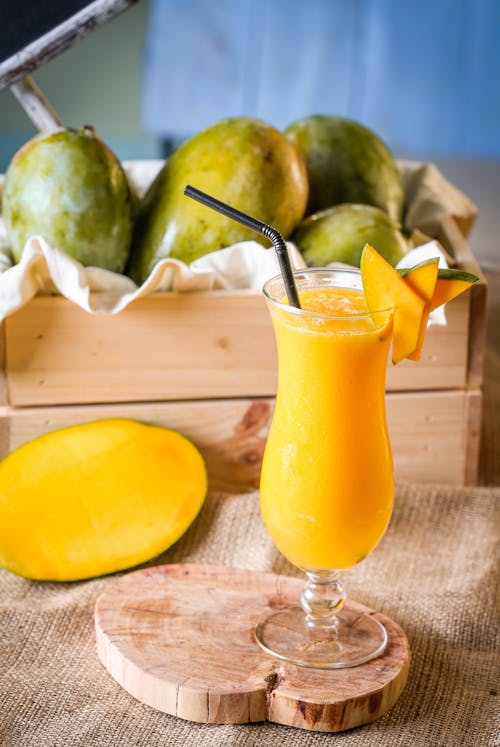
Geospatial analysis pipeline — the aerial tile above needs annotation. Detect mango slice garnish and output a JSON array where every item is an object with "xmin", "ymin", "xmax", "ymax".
[
  {"xmin": 428, "ymin": 268, "xmax": 479, "ymax": 311},
  {"xmin": 399, "ymin": 262, "xmax": 479, "ymax": 358},
  {"xmin": 360, "ymin": 244, "xmax": 426, "ymax": 364},
  {"xmin": 398, "ymin": 258, "xmax": 439, "ymax": 361},
  {"xmin": 398, "ymin": 258, "xmax": 440, "ymax": 298},
  {"xmin": 361, "ymin": 244, "xmax": 479, "ymax": 364},
  {"xmin": 399, "ymin": 263, "xmax": 479, "ymax": 312}
]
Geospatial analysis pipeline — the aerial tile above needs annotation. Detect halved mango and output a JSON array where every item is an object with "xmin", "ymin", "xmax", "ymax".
[
  {"xmin": 429, "ymin": 268, "xmax": 479, "ymax": 311},
  {"xmin": 398, "ymin": 258, "xmax": 440, "ymax": 361},
  {"xmin": 360, "ymin": 244, "xmax": 426, "ymax": 364},
  {"xmin": 0, "ymin": 419, "xmax": 207, "ymax": 581}
]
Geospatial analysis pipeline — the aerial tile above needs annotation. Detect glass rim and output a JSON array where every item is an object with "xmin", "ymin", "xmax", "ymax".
[{"xmin": 262, "ymin": 267, "xmax": 393, "ymax": 321}]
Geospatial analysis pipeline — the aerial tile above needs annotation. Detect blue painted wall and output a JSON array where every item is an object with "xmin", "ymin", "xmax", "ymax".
[
  {"xmin": 0, "ymin": 0, "xmax": 498, "ymax": 174},
  {"xmin": 142, "ymin": 0, "xmax": 500, "ymax": 158}
]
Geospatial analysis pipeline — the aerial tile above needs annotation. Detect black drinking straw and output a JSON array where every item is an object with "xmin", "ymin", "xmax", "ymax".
[{"xmin": 184, "ymin": 184, "xmax": 301, "ymax": 308}]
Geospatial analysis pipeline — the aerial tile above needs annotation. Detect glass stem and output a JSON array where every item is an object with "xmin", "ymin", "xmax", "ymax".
[{"xmin": 300, "ymin": 570, "xmax": 346, "ymax": 630}]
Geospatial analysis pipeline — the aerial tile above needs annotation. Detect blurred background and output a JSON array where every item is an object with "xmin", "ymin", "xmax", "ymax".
[{"xmin": 0, "ymin": 0, "xmax": 498, "ymax": 268}]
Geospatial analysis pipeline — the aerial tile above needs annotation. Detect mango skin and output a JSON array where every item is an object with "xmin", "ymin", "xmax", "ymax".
[
  {"xmin": 3, "ymin": 127, "xmax": 134, "ymax": 272},
  {"xmin": 127, "ymin": 117, "xmax": 308, "ymax": 284},
  {"xmin": 292, "ymin": 203, "xmax": 408, "ymax": 268},
  {"xmin": 285, "ymin": 115, "xmax": 405, "ymax": 222}
]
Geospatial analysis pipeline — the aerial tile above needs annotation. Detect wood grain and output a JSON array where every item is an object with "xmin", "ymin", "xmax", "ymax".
[
  {"xmin": 0, "ymin": 320, "xmax": 7, "ymax": 411},
  {"xmin": 436, "ymin": 215, "xmax": 488, "ymax": 388},
  {"xmin": 95, "ymin": 564, "xmax": 410, "ymax": 732},
  {"xmin": 2, "ymin": 289, "xmax": 475, "ymax": 407},
  {"xmin": 10, "ymin": 76, "xmax": 63, "ymax": 132},
  {"xmin": 0, "ymin": 389, "xmax": 481, "ymax": 488}
]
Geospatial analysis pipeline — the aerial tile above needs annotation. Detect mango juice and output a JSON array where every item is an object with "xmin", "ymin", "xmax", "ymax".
[{"xmin": 260, "ymin": 282, "xmax": 394, "ymax": 571}]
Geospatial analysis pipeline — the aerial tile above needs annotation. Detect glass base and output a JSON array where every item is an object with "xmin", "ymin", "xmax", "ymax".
[{"xmin": 255, "ymin": 604, "xmax": 387, "ymax": 669}]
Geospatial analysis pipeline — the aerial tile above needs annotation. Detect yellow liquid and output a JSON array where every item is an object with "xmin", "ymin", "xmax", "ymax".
[{"xmin": 260, "ymin": 286, "xmax": 394, "ymax": 570}]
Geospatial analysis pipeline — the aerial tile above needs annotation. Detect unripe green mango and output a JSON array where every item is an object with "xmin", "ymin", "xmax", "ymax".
[
  {"xmin": 292, "ymin": 203, "xmax": 408, "ymax": 268},
  {"xmin": 285, "ymin": 115, "xmax": 405, "ymax": 222},
  {"xmin": 127, "ymin": 117, "xmax": 309, "ymax": 284},
  {"xmin": 2, "ymin": 126, "xmax": 134, "ymax": 272}
]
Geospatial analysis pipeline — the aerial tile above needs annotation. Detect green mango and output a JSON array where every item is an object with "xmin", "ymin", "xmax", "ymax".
[
  {"xmin": 127, "ymin": 117, "xmax": 308, "ymax": 284},
  {"xmin": 292, "ymin": 203, "xmax": 408, "ymax": 268},
  {"xmin": 284, "ymin": 115, "xmax": 405, "ymax": 222},
  {"xmin": 2, "ymin": 126, "xmax": 134, "ymax": 272}
]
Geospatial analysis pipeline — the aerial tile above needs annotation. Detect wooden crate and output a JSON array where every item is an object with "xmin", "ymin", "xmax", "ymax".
[{"xmin": 0, "ymin": 216, "xmax": 487, "ymax": 487}]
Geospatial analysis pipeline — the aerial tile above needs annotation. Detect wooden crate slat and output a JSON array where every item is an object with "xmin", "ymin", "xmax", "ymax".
[
  {"xmin": 436, "ymin": 215, "xmax": 488, "ymax": 388},
  {"xmin": 3, "ymin": 289, "xmax": 471, "ymax": 407},
  {"xmin": 0, "ymin": 389, "xmax": 480, "ymax": 488}
]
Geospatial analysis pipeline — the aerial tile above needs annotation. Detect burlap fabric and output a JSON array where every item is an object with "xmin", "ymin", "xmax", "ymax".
[{"xmin": 0, "ymin": 478, "xmax": 498, "ymax": 747}]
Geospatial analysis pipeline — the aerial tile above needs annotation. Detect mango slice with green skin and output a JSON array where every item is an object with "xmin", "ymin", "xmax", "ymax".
[
  {"xmin": 0, "ymin": 419, "xmax": 207, "ymax": 581},
  {"xmin": 292, "ymin": 202, "xmax": 408, "ymax": 268},
  {"xmin": 127, "ymin": 117, "xmax": 309, "ymax": 284},
  {"xmin": 399, "ymin": 264, "xmax": 479, "ymax": 310},
  {"xmin": 284, "ymin": 114, "xmax": 405, "ymax": 222},
  {"xmin": 428, "ymin": 268, "xmax": 479, "ymax": 311},
  {"xmin": 2, "ymin": 126, "xmax": 135, "ymax": 272},
  {"xmin": 360, "ymin": 244, "xmax": 426, "ymax": 364},
  {"xmin": 398, "ymin": 258, "xmax": 440, "ymax": 298},
  {"xmin": 397, "ymin": 258, "xmax": 440, "ymax": 361}
]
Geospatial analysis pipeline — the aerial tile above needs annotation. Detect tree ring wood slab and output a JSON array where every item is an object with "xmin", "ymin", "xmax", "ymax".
[{"xmin": 95, "ymin": 563, "xmax": 410, "ymax": 732}]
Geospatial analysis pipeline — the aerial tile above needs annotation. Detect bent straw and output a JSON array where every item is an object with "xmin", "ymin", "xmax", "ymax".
[{"xmin": 184, "ymin": 184, "xmax": 301, "ymax": 308}]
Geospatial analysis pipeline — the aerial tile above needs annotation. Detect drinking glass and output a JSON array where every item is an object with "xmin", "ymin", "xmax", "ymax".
[{"xmin": 256, "ymin": 268, "xmax": 394, "ymax": 669}]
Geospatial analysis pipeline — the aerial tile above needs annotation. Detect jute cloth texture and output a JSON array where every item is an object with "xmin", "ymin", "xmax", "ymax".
[{"xmin": 0, "ymin": 480, "xmax": 498, "ymax": 747}]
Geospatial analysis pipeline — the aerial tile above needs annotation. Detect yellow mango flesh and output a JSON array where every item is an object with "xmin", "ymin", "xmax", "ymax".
[
  {"xmin": 360, "ymin": 244, "xmax": 426, "ymax": 363},
  {"xmin": 400, "ymin": 258, "xmax": 440, "ymax": 301},
  {"xmin": 0, "ymin": 419, "xmax": 207, "ymax": 581},
  {"xmin": 400, "ymin": 259, "xmax": 440, "ymax": 361},
  {"xmin": 430, "ymin": 276, "xmax": 477, "ymax": 311}
]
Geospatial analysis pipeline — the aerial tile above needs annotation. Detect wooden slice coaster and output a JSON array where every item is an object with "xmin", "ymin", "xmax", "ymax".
[{"xmin": 95, "ymin": 563, "xmax": 410, "ymax": 732}]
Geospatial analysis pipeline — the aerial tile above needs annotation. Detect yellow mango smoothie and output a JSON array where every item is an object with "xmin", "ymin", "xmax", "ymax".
[
  {"xmin": 260, "ymin": 274, "xmax": 394, "ymax": 572},
  {"xmin": 183, "ymin": 187, "xmax": 475, "ymax": 671}
]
